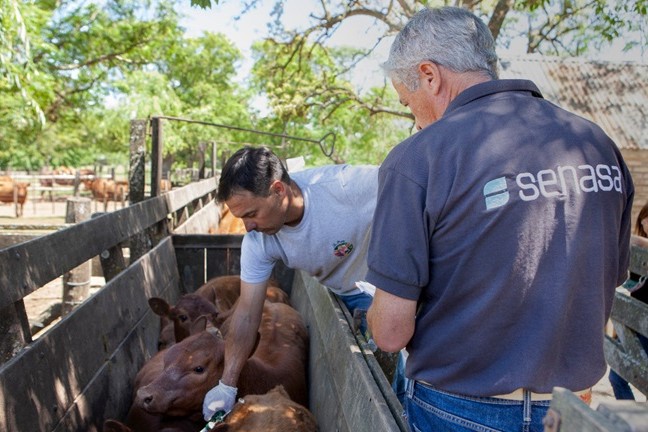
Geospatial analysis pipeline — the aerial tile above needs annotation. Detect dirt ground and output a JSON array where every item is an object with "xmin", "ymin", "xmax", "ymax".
[{"xmin": 3, "ymin": 200, "xmax": 646, "ymax": 410}]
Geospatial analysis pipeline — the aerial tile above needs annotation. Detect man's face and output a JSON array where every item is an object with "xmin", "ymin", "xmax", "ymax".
[
  {"xmin": 225, "ymin": 185, "xmax": 287, "ymax": 235},
  {"xmin": 392, "ymin": 79, "xmax": 438, "ymax": 130}
]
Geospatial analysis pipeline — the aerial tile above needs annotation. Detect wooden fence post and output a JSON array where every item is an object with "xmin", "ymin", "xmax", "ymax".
[
  {"xmin": 0, "ymin": 300, "xmax": 31, "ymax": 363},
  {"xmin": 90, "ymin": 212, "xmax": 127, "ymax": 283},
  {"xmin": 62, "ymin": 197, "xmax": 92, "ymax": 315},
  {"xmin": 129, "ymin": 119, "xmax": 148, "ymax": 262},
  {"xmin": 150, "ymin": 117, "xmax": 163, "ymax": 198}
]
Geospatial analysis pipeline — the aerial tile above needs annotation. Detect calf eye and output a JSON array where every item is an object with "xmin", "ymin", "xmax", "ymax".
[
  {"xmin": 194, "ymin": 366, "xmax": 205, "ymax": 373},
  {"xmin": 179, "ymin": 314, "xmax": 188, "ymax": 322}
]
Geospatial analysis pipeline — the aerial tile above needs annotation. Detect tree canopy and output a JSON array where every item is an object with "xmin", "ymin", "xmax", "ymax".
[
  {"xmin": 1, "ymin": 0, "xmax": 645, "ymax": 170},
  {"xmin": 236, "ymin": 0, "xmax": 647, "ymax": 164}
]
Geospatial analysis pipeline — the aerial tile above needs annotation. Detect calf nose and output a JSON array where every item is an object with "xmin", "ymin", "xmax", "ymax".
[{"xmin": 136, "ymin": 388, "xmax": 155, "ymax": 408}]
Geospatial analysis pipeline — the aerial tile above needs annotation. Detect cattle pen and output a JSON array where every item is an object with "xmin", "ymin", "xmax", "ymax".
[
  {"xmin": 0, "ymin": 177, "xmax": 409, "ymax": 431},
  {"xmin": 2, "ymin": 175, "xmax": 647, "ymax": 431}
]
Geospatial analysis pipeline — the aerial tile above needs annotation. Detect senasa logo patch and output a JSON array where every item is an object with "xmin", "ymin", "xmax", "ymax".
[
  {"xmin": 483, "ymin": 177, "xmax": 509, "ymax": 210},
  {"xmin": 483, "ymin": 164, "xmax": 623, "ymax": 210}
]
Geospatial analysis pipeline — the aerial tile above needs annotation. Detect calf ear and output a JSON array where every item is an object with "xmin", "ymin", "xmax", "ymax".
[
  {"xmin": 148, "ymin": 298, "xmax": 171, "ymax": 316},
  {"xmin": 103, "ymin": 419, "xmax": 133, "ymax": 432}
]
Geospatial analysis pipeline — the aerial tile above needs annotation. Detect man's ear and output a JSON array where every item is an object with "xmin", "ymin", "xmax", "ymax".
[
  {"xmin": 419, "ymin": 61, "xmax": 441, "ymax": 95},
  {"xmin": 269, "ymin": 180, "xmax": 286, "ymax": 196}
]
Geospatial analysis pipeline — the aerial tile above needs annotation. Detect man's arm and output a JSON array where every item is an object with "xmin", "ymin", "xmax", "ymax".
[
  {"xmin": 220, "ymin": 280, "xmax": 267, "ymax": 386},
  {"xmin": 630, "ymin": 234, "xmax": 648, "ymax": 248},
  {"xmin": 367, "ymin": 288, "xmax": 417, "ymax": 352},
  {"xmin": 203, "ymin": 279, "xmax": 267, "ymax": 419}
]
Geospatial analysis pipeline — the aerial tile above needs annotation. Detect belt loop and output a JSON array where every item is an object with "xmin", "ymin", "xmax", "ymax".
[
  {"xmin": 407, "ymin": 379, "xmax": 414, "ymax": 398},
  {"xmin": 523, "ymin": 390, "xmax": 532, "ymax": 427}
]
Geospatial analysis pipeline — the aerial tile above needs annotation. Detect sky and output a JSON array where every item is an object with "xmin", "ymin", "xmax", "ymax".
[
  {"xmin": 178, "ymin": 0, "xmax": 646, "ymax": 89},
  {"xmin": 174, "ymin": 1, "xmax": 646, "ymax": 122},
  {"xmin": 178, "ymin": 0, "xmax": 395, "ymax": 90}
]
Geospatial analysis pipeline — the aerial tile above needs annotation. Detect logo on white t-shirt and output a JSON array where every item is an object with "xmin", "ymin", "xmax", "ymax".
[{"xmin": 333, "ymin": 240, "xmax": 354, "ymax": 257}]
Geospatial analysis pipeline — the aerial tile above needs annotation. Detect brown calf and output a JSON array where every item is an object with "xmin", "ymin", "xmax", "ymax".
[
  {"xmin": 136, "ymin": 301, "xmax": 309, "ymax": 418},
  {"xmin": 216, "ymin": 203, "xmax": 246, "ymax": 234},
  {"xmin": 0, "ymin": 176, "xmax": 29, "ymax": 217},
  {"xmin": 211, "ymin": 385, "xmax": 317, "ymax": 432},
  {"xmin": 150, "ymin": 275, "xmax": 290, "ymax": 350}
]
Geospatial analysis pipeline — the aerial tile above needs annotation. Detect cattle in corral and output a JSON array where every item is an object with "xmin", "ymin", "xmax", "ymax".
[
  {"xmin": 211, "ymin": 385, "xmax": 317, "ymax": 432},
  {"xmin": 102, "ymin": 346, "xmax": 203, "ymax": 432},
  {"xmin": 135, "ymin": 301, "xmax": 309, "ymax": 420},
  {"xmin": 152, "ymin": 275, "xmax": 290, "ymax": 350},
  {"xmin": 104, "ymin": 385, "xmax": 317, "ymax": 432},
  {"xmin": 149, "ymin": 293, "xmax": 220, "ymax": 350},
  {"xmin": 84, "ymin": 178, "xmax": 129, "ymax": 201},
  {"xmin": 160, "ymin": 179, "xmax": 172, "ymax": 193},
  {"xmin": 195, "ymin": 275, "xmax": 289, "ymax": 312},
  {"xmin": 216, "ymin": 203, "xmax": 246, "ymax": 234},
  {"xmin": 39, "ymin": 166, "xmax": 75, "ymax": 188},
  {"xmin": 0, "ymin": 176, "xmax": 29, "ymax": 217}
]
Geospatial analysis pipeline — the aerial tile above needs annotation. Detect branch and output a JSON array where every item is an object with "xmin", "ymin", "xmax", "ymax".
[{"xmin": 488, "ymin": 0, "xmax": 514, "ymax": 41}]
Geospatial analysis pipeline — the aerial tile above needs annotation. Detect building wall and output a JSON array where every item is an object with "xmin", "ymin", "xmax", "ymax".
[{"xmin": 621, "ymin": 149, "xmax": 648, "ymax": 225}]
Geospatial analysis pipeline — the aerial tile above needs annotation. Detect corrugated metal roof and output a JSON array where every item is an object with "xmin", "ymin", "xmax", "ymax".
[{"xmin": 498, "ymin": 55, "xmax": 648, "ymax": 150}]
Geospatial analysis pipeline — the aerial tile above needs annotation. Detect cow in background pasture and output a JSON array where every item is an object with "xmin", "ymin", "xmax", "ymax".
[
  {"xmin": 160, "ymin": 179, "xmax": 172, "ymax": 193},
  {"xmin": 84, "ymin": 178, "xmax": 129, "ymax": 201},
  {"xmin": 39, "ymin": 166, "xmax": 75, "ymax": 188},
  {"xmin": 0, "ymin": 176, "xmax": 30, "ymax": 217}
]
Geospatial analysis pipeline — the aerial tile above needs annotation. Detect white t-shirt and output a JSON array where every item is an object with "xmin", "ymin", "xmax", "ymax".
[{"xmin": 240, "ymin": 164, "xmax": 378, "ymax": 296}]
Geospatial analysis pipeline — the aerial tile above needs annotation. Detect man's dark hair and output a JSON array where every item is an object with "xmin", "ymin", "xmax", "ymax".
[{"xmin": 217, "ymin": 146, "xmax": 291, "ymax": 202}]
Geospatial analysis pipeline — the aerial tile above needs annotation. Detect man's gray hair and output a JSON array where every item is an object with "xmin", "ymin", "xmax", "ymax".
[{"xmin": 382, "ymin": 6, "xmax": 499, "ymax": 90}]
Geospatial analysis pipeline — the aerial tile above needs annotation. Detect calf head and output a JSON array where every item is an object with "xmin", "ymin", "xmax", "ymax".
[
  {"xmin": 211, "ymin": 385, "xmax": 317, "ymax": 432},
  {"xmin": 135, "ymin": 318, "xmax": 225, "ymax": 417},
  {"xmin": 149, "ymin": 294, "xmax": 219, "ymax": 346}
]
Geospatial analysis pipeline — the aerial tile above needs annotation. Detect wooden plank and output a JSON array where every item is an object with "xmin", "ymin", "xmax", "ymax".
[
  {"xmin": 629, "ymin": 244, "xmax": 648, "ymax": 277},
  {"xmin": 173, "ymin": 199, "xmax": 220, "ymax": 235},
  {"xmin": 609, "ymin": 289, "xmax": 648, "ymax": 336},
  {"xmin": 546, "ymin": 387, "xmax": 648, "ymax": 431},
  {"xmin": 176, "ymin": 245, "xmax": 206, "ymax": 292},
  {"xmin": 604, "ymin": 334, "xmax": 648, "ymax": 396},
  {"xmin": 0, "ymin": 196, "xmax": 168, "ymax": 308},
  {"xmin": 172, "ymin": 234, "xmax": 244, "ymax": 291},
  {"xmin": 0, "ymin": 238, "xmax": 180, "ymax": 432},
  {"xmin": 604, "ymin": 288, "xmax": 648, "ymax": 396},
  {"xmin": 164, "ymin": 178, "xmax": 217, "ymax": 213},
  {"xmin": 290, "ymin": 270, "xmax": 406, "ymax": 432},
  {"xmin": 206, "ymin": 241, "xmax": 242, "ymax": 279},
  {"xmin": 596, "ymin": 401, "xmax": 648, "ymax": 431}
]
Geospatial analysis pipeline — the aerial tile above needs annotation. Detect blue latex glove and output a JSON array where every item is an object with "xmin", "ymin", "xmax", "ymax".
[{"xmin": 203, "ymin": 380, "xmax": 237, "ymax": 421}]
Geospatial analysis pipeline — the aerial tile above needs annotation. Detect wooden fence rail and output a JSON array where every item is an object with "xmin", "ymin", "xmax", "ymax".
[
  {"xmin": 545, "ymin": 244, "xmax": 648, "ymax": 430},
  {"xmin": 0, "ymin": 178, "xmax": 219, "ymax": 362}
]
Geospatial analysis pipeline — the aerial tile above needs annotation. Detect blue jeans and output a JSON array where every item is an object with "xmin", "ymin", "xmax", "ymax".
[
  {"xmin": 392, "ymin": 349, "xmax": 409, "ymax": 406},
  {"xmin": 405, "ymin": 380, "xmax": 551, "ymax": 432},
  {"xmin": 338, "ymin": 292, "xmax": 373, "ymax": 334}
]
